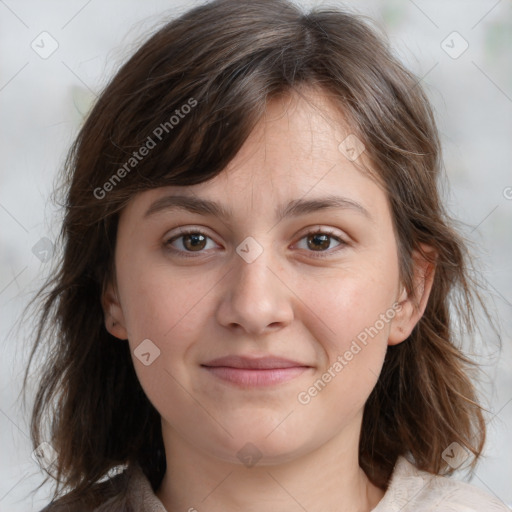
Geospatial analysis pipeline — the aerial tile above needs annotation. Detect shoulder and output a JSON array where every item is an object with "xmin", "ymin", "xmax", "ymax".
[
  {"xmin": 372, "ymin": 456, "xmax": 510, "ymax": 512},
  {"xmin": 39, "ymin": 464, "xmax": 165, "ymax": 512}
]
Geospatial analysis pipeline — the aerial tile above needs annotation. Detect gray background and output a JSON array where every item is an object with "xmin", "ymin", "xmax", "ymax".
[{"xmin": 1, "ymin": 0, "xmax": 511, "ymax": 510}]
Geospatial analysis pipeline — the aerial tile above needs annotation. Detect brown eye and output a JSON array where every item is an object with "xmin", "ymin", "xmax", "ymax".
[
  {"xmin": 295, "ymin": 229, "xmax": 347, "ymax": 258},
  {"xmin": 165, "ymin": 230, "xmax": 217, "ymax": 255},
  {"xmin": 181, "ymin": 233, "xmax": 207, "ymax": 251},
  {"xmin": 306, "ymin": 233, "xmax": 332, "ymax": 251}
]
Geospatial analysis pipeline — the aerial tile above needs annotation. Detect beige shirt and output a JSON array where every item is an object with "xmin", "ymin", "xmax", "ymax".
[{"xmin": 120, "ymin": 456, "xmax": 510, "ymax": 512}]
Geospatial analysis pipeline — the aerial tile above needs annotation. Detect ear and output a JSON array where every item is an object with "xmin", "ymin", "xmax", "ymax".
[
  {"xmin": 388, "ymin": 244, "xmax": 437, "ymax": 346},
  {"xmin": 101, "ymin": 280, "xmax": 128, "ymax": 340}
]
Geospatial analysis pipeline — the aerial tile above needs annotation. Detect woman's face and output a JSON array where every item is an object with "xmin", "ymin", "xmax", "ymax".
[{"xmin": 105, "ymin": 90, "xmax": 422, "ymax": 465}]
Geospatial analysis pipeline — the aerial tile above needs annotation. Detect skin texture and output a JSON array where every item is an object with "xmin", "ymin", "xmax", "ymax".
[{"xmin": 103, "ymin": 89, "xmax": 435, "ymax": 512}]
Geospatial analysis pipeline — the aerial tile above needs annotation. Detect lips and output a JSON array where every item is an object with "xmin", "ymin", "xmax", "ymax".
[
  {"xmin": 202, "ymin": 355, "xmax": 309, "ymax": 369},
  {"xmin": 201, "ymin": 355, "xmax": 312, "ymax": 387}
]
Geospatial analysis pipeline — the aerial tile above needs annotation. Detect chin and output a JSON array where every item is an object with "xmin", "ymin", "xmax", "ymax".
[{"xmin": 206, "ymin": 425, "xmax": 312, "ymax": 466}]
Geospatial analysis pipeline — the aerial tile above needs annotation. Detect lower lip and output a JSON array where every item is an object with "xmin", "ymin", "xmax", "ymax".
[{"xmin": 202, "ymin": 366, "xmax": 309, "ymax": 387}]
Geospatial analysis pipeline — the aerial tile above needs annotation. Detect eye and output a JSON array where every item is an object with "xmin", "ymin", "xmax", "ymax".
[
  {"xmin": 164, "ymin": 227, "xmax": 348, "ymax": 258},
  {"xmin": 164, "ymin": 228, "xmax": 219, "ymax": 256},
  {"xmin": 294, "ymin": 228, "xmax": 347, "ymax": 257}
]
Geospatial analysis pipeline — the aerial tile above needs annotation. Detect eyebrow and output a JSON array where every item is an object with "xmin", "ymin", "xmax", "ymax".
[{"xmin": 144, "ymin": 194, "xmax": 372, "ymax": 222}]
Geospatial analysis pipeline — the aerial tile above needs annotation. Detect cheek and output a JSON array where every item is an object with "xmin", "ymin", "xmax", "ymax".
[
  {"xmin": 302, "ymin": 265, "xmax": 398, "ymax": 352},
  {"xmin": 118, "ymin": 259, "xmax": 201, "ymax": 340},
  {"xmin": 117, "ymin": 262, "xmax": 212, "ymax": 420},
  {"xmin": 117, "ymin": 259, "xmax": 222, "ymax": 395},
  {"xmin": 293, "ymin": 255, "xmax": 399, "ymax": 403},
  {"xmin": 294, "ymin": 280, "xmax": 393, "ymax": 430}
]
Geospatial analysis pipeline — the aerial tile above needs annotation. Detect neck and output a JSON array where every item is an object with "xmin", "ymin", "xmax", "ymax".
[{"xmin": 155, "ymin": 417, "xmax": 385, "ymax": 512}]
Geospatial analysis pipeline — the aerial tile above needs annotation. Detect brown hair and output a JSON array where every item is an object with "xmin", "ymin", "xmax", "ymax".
[{"xmin": 23, "ymin": 0, "xmax": 490, "ymax": 508}]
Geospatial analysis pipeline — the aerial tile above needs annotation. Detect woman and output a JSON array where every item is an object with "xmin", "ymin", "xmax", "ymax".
[{"xmin": 24, "ymin": 0, "xmax": 508, "ymax": 510}]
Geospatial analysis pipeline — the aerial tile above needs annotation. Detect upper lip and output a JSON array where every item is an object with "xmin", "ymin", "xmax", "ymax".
[{"xmin": 202, "ymin": 355, "xmax": 311, "ymax": 369}]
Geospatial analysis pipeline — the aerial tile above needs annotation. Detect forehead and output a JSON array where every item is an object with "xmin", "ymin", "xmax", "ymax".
[
  {"xmin": 224, "ymin": 89, "xmax": 366, "ymax": 175},
  {"xmin": 121, "ymin": 89, "xmax": 388, "ymax": 223}
]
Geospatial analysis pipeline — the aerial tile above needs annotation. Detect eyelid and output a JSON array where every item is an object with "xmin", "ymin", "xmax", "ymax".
[
  {"xmin": 163, "ymin": 226, "xmax": 220, "ymax": 257},
  {"xmin": 295, "ymin": 225, "xmax": 348, "ymax": 242},
  {"xmin": 291, "ymin": 226, "xmax": 348, "ymax": 257},
  {"xmin": 163, "ymin": 225, "xmax": 350, "ymax": 257},
  {"xmin": 164, "ymin": 226, "xmax": 218, "ymax": 242}
]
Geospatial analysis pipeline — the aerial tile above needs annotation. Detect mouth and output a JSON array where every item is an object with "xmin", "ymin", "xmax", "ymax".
[{"xmin": 201, "ymin": 355, "xmax": 312, "ymax": 387}]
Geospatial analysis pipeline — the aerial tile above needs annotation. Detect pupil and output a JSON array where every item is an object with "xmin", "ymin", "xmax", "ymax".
[
  {"xmin": 308, "ymin": 234, "xmax": 329, "ymax": 251},
  {"xmin": 185, "ymin": 233, "xmax": 205, "ymax": 250}
]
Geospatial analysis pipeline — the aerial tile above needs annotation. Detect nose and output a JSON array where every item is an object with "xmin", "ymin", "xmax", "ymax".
[{"xmin": 215, "ymin": 239, "xmax": 294, "ymax": 336}]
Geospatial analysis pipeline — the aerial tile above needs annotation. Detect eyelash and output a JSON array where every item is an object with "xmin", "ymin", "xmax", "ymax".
[{"xmin": 163, "ymin": 227, "xmax": 348, "ymax": 259}]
